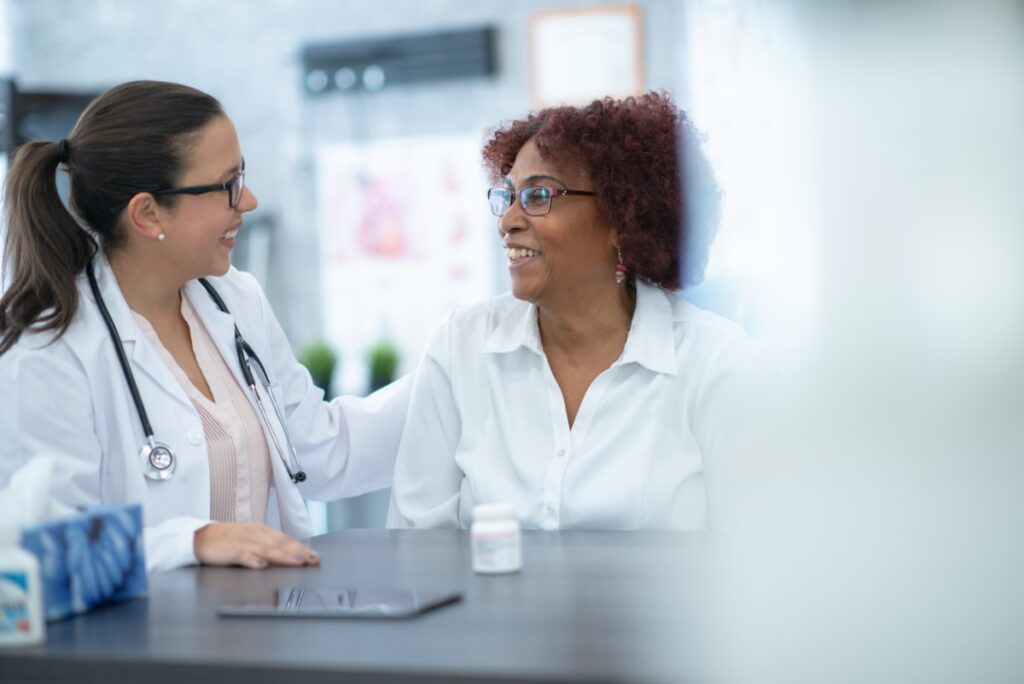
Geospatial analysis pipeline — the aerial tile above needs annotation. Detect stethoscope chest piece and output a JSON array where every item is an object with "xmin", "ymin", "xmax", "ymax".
[{"xmin": 140, "ymin": 438, "xmax": 176, "ymax": 481}]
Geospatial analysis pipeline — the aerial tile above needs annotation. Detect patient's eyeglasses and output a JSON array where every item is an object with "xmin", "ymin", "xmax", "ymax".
[{"xmin": 487, "ymin": 185, "xmax": 595, "ymax": 217}]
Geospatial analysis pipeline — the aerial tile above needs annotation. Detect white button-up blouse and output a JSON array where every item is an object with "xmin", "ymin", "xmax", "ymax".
[{"xmin": 387, "ymin": 280, "xmax": 748, "ymax": 531}]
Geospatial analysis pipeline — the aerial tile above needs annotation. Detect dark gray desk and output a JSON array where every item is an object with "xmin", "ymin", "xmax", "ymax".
[{"xmin": 1, "ymin": 530, "xmax": 711, "ymax": 684}]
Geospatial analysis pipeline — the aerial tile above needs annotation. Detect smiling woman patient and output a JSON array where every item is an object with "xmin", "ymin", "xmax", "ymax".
[
  {"xmin": 0, "ymin": 81, "xmax": 409, "ymax": 571},
  {"xmin": 388, "ymin": 91, "xmax": 746, "ymax": 531}
]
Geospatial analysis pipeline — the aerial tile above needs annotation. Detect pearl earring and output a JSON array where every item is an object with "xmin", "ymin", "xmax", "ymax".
[
  {"xmin": 157, "ymin": 233, "xmax": 166, "ymax": 242},
  {"xmin": 614, "ymin": 248, "xmax": 627, "ymax": 284}
]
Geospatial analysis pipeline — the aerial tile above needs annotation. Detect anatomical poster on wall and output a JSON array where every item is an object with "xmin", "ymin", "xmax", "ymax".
[{"xmin": 316, "ymin": 133, "xmax": 495, "ymax": 394}]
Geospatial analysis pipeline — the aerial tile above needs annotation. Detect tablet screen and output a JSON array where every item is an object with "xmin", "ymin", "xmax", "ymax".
[{"xmin": 218, "ymin": 587, "xmax": 462, "ymax": 619}]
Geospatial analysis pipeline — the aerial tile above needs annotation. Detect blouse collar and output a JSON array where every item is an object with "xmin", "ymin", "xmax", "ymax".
[{"xmin": 483, "ymin": 279, "xmax": 678, "ymax": 376}]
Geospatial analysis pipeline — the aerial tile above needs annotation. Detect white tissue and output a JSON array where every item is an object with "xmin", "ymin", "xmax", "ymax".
[{"xmin": 0, "ymin": 457, "xmax": 77, "ymax": 531}]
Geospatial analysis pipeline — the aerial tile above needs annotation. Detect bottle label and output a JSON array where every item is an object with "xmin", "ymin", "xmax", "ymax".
[
  {"xmin": 472, "ymin": 532, "xmax": 522, "ymax": 572},
  {"xmin": 0, "ymin": 572, "xmax": 32, "ymax": 635}
]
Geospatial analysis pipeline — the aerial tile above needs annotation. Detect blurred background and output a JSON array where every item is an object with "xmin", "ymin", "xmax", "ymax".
[{"xmin": 2, "ymin": 3, "xmax": 1023, "ymax": 678}]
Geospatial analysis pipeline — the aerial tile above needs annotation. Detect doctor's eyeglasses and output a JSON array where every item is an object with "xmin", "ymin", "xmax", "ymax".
[
  {"xmin": 109, "ymin": 160, "xmax": 246, "ymax": 214},
  {"xmin": 487, "ymin": 185, "xmax": 596, "ymax": 217},
  {"xmin": 151, "ymin": 167, "xmax": 245, "ymax": 208}
]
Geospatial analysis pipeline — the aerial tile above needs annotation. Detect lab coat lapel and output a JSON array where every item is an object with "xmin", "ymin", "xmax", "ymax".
[
  {"xmin": 267, "ymin": 442, "xmax": 313, "ymax": 539},
  {"xmin": 181, "ymin": 279, "xmax": 311, "ymax": 538},
  {"xmin": 181, "ymin": 279, "xmax": 249, "ymax": 393}
]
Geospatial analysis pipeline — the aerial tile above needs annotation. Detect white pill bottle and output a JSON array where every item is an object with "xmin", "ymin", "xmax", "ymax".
[
  {"xmin": 0, "ymin": 525, "xmax": 45, "ymax": 646},
  {"xmin": 471, "ymin": 503, "xmax": 522, "ymax": 574}
]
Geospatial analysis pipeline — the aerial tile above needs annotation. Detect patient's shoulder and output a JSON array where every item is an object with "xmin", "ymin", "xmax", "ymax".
[
  {"xmin": 671, "ymin": 295, "xmax": 744, "ymax": 337},
  {"xmin": 445, "ymin": 293, "xmax": 526, "ymax": 333}
]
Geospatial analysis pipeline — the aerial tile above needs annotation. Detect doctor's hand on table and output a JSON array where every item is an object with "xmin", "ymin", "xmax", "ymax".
[{"xmin": 194, "ymin": 523, "xmax": 321, "ymax": 569}]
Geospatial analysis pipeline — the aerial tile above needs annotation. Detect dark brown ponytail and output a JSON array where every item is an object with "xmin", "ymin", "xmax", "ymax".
[
  {"xmin": 0, "ymin": 81, "xmax": 224, "ymax": 355},
  {"xmin": 0, "ymin": 140, "xmax": 96, "ymax": 355}
]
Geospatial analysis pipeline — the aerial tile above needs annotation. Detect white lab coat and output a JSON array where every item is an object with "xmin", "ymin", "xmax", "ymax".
[{"xmin": 0, "ymin": 255, "xmax": 410, "ymax": 571}]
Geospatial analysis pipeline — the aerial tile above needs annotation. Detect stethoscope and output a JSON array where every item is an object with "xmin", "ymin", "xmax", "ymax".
[{"xmin": 86, "ymin": 261, "xmax": 307, "ymax": 484}]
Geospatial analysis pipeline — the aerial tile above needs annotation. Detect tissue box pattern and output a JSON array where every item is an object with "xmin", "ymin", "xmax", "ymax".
[{"xmin": 19, "ymin": 503, "xmax": 147, "ymax": 621}]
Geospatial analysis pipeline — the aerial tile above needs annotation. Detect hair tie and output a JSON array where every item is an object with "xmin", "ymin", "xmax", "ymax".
[{"xmin": 57, "ymin": 138, "xmax": 69, "ymax": 164}]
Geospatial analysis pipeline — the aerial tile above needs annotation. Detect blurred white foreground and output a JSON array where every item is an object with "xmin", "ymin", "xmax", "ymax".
[{"xmin": 671, "ymin": 3, "xmax": 1024, "ymax": 681}]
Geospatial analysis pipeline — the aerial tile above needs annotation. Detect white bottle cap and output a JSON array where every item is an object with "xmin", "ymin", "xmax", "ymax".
[{"xmin": 473, "ymin": 503, "xmax": 517, "ymax": 522}]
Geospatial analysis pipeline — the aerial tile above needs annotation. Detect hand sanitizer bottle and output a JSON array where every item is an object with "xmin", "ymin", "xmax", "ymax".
[{"xmin": 0, "ymin": 525, "xmax": 45, "ymax": 646}]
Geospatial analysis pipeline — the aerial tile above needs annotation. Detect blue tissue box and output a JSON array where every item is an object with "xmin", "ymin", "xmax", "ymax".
[{"xmin": 18, "ymin": 503, "xmax": 147, "ymax": 622}]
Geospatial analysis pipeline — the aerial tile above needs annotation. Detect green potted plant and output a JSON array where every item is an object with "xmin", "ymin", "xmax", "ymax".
[
  {"xmin": 297, "ymin": 339, "xmax": 338, "ymax": 398},
  {"xmin": 366, "ymin": 340, "xmax": 400, "ymax": 393}
]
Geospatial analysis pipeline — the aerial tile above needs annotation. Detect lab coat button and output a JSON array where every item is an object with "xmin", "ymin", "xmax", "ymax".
[
  {"xmin": 188, "ymin": 430, "xmax": 203, "ymax": 445},
  {"xmin": 556, "ymin": 448, "xmax": 566, "ymax": 458}
]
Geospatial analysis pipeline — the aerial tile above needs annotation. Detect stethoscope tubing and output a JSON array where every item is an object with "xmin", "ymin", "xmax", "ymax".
[
  {"xmin": 87, "ymin": 259, "xmax": 306, "ymax": 483},
  {"xmin": 87, "ymin": 261, "xmax": 156, "ymax": 440},
  {"xmin": 198, "ymin": 278, "xmax": 306, "ymax": 482}
]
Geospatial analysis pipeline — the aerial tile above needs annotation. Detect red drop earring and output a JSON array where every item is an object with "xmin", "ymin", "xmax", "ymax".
[{"xmin": 615, "ymin": 248, "xmax": 627, "ymax": 284}]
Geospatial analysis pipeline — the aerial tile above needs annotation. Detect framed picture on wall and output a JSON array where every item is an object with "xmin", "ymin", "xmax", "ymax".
[{"xmin": 529, "ymin": 4, "xmax": 644, "ymax": 108}]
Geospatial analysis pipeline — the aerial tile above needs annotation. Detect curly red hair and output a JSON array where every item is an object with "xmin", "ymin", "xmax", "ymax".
[{"xmin": 482, "ymin": 91, "xmax": 719, "ymax": 289}]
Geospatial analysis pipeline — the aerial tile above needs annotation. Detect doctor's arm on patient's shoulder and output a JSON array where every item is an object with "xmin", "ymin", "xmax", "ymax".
[
  {"xmin": 253, "ymin": 277, "xmax": 412, "ymax": 502},
  {"xmin": 0, "ymin": 340, "xmax": 319, "ymax": 572},
  {"xmin": 386, "ymin": 312, "xmax": 464, "ymax": 529}
]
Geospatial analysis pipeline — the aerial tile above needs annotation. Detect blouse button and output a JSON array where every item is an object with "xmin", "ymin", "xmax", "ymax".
[
  {"xmin": 556, "ymin": 448, "xmax": 566, "ymax": 458},
  {"xmin": 188, "ymin": 430, "xmax": 204, "ymax": 446}
]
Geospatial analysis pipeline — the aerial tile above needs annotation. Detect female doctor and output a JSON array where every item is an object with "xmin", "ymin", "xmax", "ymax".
[{"xmin": 0, "ymin": 81, "xmax": 409, "ymax": 572}]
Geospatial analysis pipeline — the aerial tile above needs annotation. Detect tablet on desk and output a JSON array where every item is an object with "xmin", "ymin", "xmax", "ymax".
[{"xmin": 217, "ymin": 587, "xmax": 462, "ymax": 619}]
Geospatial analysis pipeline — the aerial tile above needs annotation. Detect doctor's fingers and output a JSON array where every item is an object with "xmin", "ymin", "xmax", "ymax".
[
  {"xmin": 241, "ymin": 524, "xmax": 317, "ymax": 557},
  {"xmin": 235, "ymin": 525, "xmax": 320, "ymax": 566},
  {"xmin": 193, "ymin": 523, "xmax": 319, "ymax": 568},
  {"xmin": 242, "ymin": 541, "xmax": 321, "ymax": 569}
]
